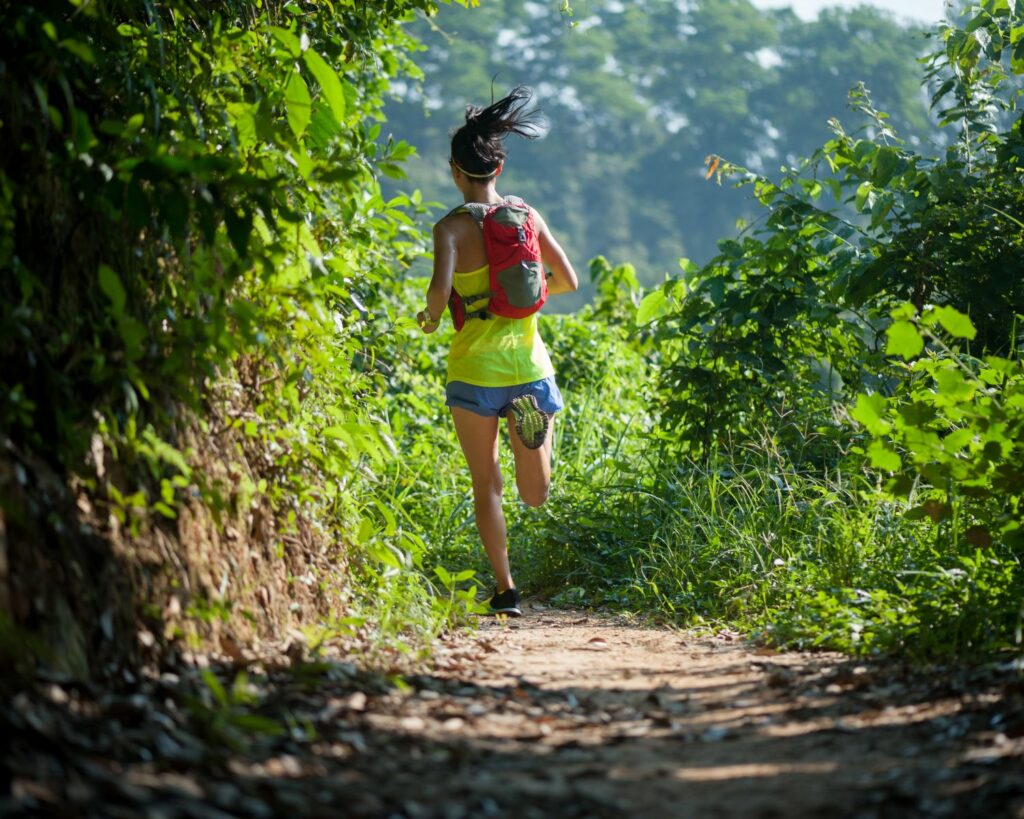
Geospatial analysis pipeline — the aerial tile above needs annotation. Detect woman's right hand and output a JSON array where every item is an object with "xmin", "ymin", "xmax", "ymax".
[{"xmin": 417, "ymin": 309, "xmax": 440, "ymax": 334}]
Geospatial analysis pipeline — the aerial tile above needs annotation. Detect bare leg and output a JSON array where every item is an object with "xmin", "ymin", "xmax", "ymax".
[
  {"xmin": 507, "ymin": 414, "xmax": 555, "ymax": 507},
  {"xmin": 451, "ymin": 407, "xmax": 514, "ymax": 592}
]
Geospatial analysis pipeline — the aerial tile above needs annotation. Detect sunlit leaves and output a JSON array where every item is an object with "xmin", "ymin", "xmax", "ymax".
[
  {"xmin": 636, "ymin": 288, "xmax": 668, "ymax": 326},
  {"xmin": 852, "ymin": 299, "xmax": 1024, "ymax": 561},
  {"xmin": 284, "ymin": 70, "xmax": 312, "ymax": 138},
  {"xmin": 885, "ymin": 321, "xmax": 923, "ymax": 360},
  {"xmin": 269, "ymin": 26, "xmax": 302, "ymax": 56},
  {"xmin": 851, "ymin": 393, "xmax": 890, "ymax": 435},
  {"xmin": 867, "ymin": 439, "xmax": 901, "ymax": 471},
  {"xmin": 303, "ymin": 49, "xmax": 347, "ymax": 123},
  {"xmin": 933, "ymin": 306, "xmax": 977, "ymax": 340}
]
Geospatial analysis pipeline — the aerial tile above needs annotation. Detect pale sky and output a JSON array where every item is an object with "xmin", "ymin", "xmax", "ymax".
[{"xmin": 752, "ymin": 0, "xmax": 953, "ymax": 24}]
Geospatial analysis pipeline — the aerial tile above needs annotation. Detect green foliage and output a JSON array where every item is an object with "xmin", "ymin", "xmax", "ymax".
[
  {"xmin": 424, "ymin": 0, "xmax": 1024, "ymax": 662},
  {"xmin": 188, "ymin": 669, "xmax": 286, "ymax": 754},
  {"xmin": 645, "ymin": 0, "xmax": 1024, "ymax": 460},
  {"xmin": 383, "ymin": 0, "xmax": 935, "ymax": 300},
  {"xmin": 853, "ymin": 304, "xmax": 1024, "ymax": 552},
  {"xmin": 4, "ymin": 0, "xmax": 1022, "ymax": 672},
  {"xmin": 0, "ymin": 0, "xmax": 483, "ymax": 660}
]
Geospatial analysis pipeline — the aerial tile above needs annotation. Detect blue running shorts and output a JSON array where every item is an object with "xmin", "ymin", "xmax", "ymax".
[{"xmin": 445, "ymin": 375, "xmax": 564, "ymax": 418}]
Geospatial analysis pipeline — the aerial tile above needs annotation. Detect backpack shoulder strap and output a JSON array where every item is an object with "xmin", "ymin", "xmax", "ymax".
[{"xmin": 445, "ymin": 202, "xmax": 491, "ymax": 229}]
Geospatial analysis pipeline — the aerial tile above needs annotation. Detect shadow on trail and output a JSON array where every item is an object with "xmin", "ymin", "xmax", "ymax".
[{"xmin": 3, "ymin": 650, "xmax": 1023, "ymax": 819}]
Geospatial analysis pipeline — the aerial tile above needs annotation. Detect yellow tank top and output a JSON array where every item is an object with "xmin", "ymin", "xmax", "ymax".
[{"xmin": 447, "ymin": 264, "xmax": 555, "ymax": 387}]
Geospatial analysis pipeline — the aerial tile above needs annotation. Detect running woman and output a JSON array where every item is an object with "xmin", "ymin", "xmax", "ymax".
[{"xmin": 417, "ymin": 86, "xmax": 579, "ymax": 617}]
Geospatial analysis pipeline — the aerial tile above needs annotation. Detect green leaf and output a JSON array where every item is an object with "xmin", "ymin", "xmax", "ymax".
[
  {"xmin": 230, "ymin": 714, "xmax": 285, "ymax": 736},
  {"xmin": 934, "ymin": 368, "xmax": 976, "ymax": 401},
  {"xmin": 854, "ymin": 181, "xmax": 874, "ymax": 212},
  {"xmin": 636, "ymin": 289, "xmax": 668, "ymax": 325},
  {"xmin": 119, "ymin": 317, "xmax": 147, "ymax": 361},
  {"xmin": 302, "ymin": 50, "xmax": 347, "ymax": 123},
  {"xmin": 871, "ymin": 147, "xmax": 899, "ymax": 187},
  {"xmin": 943, "ymin": 427, "xmax": 974, "ymax": 454},
  {"xmin": 285, "ymin": 71, "xmax": 312, "ymax": 139},
  {"xmin": 98, "ymin": 264, "xmax": 126, "ymax": 318},
  {"xmin": 934, "ymin": 306, "xmax": 977, "ymax": 340},
  {"xmin": 228, "ymin": 103, "xmax": 258, "ymax": 150},
  {"xmin": 372, "ymin": 497, "xmax": 397, "ymax": 537},
  {"xmin": 202, "ymin": 669, "xmax": 229, "ymax": 707},
  {"xmin": 59, "ymin": 38, "xmax": 95, "ymax": 64},
  {"xmin": 886, "ymin": 321, "xmax": 924, "ymax": 360},
  {"xmin": 356, "ymin": 516, "xmax": 375, "ymax": 545},
  {"xmin": 867, "ymin": 440, "xmax": 901, "ymax": 472},
  {"xmin": 851, "ymin": 393, "xmax": 891, "ymax": 435},
  {"xmin": 269, "ymin": 26, "xmax": 301, "ymax": 56}
]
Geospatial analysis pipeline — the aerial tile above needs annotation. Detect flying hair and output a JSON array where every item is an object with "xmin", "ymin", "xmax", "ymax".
[{"xmin": 450, "ymin": 85, "xmax": 543, "ymax": 179}]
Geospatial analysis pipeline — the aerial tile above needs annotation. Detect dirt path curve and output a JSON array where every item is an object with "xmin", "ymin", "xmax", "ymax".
[{"xmin": 4, "ymin": 607, "xmax": 1024, "ymax": 818}]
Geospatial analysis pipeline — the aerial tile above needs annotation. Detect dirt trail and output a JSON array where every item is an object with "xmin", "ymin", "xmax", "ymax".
[{"xmin": 4, "ymin": 607, "xmax": 1024, "ymax": 818}]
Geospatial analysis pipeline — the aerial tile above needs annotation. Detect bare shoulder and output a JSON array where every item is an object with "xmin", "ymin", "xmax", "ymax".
[{"xmin": 434, "ymin": 210, "xmax": 475, "ymax": 237}]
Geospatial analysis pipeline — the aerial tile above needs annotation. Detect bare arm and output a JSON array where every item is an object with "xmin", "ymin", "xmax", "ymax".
[
  {"xmin": 535, "ymin": 211, "xmax": 579, "ymax": 296},
  {"xmin": 418, "ymin": 220, "xmax": 456, "ymax": 333}
]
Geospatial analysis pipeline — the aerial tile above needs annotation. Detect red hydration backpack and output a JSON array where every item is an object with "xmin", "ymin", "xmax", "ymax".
[{"xmin": 446, "ymin": 196, "xmax": 548, "ymax": 331}]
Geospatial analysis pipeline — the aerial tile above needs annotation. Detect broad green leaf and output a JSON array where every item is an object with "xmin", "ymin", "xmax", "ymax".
[
  {"xmin": 934, "ymin": 306, "xmax": 977, "ymax": 340},
  {"xmin": 636, "ymin": 289, "xmax": 668, "ymax": 325},
  {"xmin": 369, "ymin": 544, "xmax": 402, "ymax": 569},
  {"xmin": 227, "ymin": 103, "xmax": 258, "ymax": 149},
  {"xmin": 872, "ymin": 147, "xmax": 899, "ymax": 187},
  {"xmin": 678, "ymin": 257, "xmax": 699, "ymax": 275},
  {"xmin": 98, "ymin": 264, "xmax": 126, "ymax": 318},
  {"xmin": 356, "ymin": 516, "xmax": 375, "ymax": 545},
  {"xmin": 943, "ymin": 427, "xmax": 974, "ymax": 454},
  {"xmin": 934, "ymin": 368, "xmax": 976, "ymax": 401},
  {"xmin": 269, "ymin": 26, "xmax": 301, "ymax": 56},
  {"xmin": 704, "ymin": 277, "xmax": 726, "ymax": 307},
  {"xmin": 851, "ymin": 393, "xmax": 891, "ymax": 435},
  {"xmin": 303, "ymin": 50, "xmax": 347, "ymax": 123},
  {"xmin": 285, "ymin": 71, "xmax": 312, "ymax": 138},
  {"xmin": 867, "ymin": 440, "xmax": 901, "ymax": 471},
  {"xmin": 886, "ymin": 321, "xmax": 924, "ymax": 360},
  {"xmin": 854, "ymin": 181, "xmax": 874, "ymax": 211}
]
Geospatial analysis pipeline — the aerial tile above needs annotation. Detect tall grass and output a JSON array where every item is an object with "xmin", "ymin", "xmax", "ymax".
[{"xmin": 381, "ymin": 287, "xmax": 1022, "ymax": 662}]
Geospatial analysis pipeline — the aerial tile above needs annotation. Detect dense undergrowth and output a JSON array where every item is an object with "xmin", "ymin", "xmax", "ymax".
[
  {"xmin": 395, "ymin": 0, "xmax": 1024, "ymax": 662},
  {"xmin": 0, "ymin": 0, "xmax": 482, "ymax": 680}
]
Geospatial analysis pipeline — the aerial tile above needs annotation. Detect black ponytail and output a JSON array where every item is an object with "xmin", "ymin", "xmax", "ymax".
[{"xmin": 450, "ymin": 85, "xmax": 543, "ymax": 178}]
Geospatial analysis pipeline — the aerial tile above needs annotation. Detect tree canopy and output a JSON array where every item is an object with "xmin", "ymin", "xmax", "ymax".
[{"xmin": 385, "ymin": 0, "xmax": 938, "ymax": 302}]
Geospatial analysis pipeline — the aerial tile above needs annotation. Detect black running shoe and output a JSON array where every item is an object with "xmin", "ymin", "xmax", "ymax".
[
  {"xmin": 487, "ymin": 587, "xmax": 522, "ymax": 617},
  {"xmin": 509, "ymin": 394, "xmax": 551, "ymax": 450}
]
